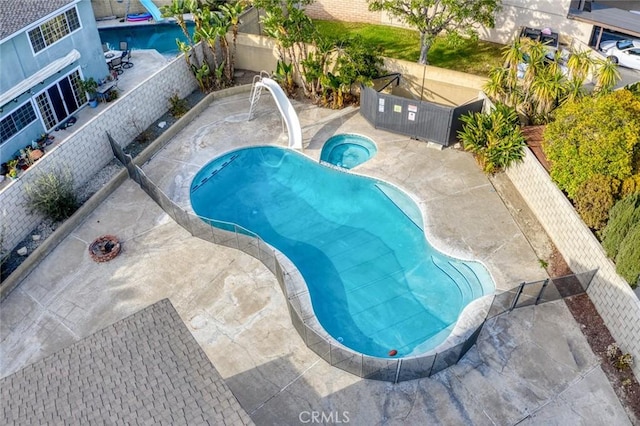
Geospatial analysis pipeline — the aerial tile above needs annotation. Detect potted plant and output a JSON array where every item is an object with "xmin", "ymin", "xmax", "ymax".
[
  {"xmin": 80, "ymin": 77, "xmax": 99, "ymax": 107},
  {"xmin": 6, "ymin": 159, "xmax": 19, "ymax": 179}
]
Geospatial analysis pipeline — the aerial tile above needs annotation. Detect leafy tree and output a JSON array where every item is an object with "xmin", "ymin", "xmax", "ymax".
[
  {"xmin": 458, "ymin": 103, "xmax": 526, "ymax": 173},
  {"xmin": 367, "ymin": 0, "xmax": 500, "ymax": 65},
  {"xmin": 543, "ymin": 89, "xmax": 640, "ymax": 199},
  {"xmin": 255, "ymin": 0, "xmax": 316, "ymax": 95}
]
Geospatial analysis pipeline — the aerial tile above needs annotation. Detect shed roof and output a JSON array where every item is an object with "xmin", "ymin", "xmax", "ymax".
[{"xmin": 0, "ymin": 0, "xmax": 77, "ymax": 41}]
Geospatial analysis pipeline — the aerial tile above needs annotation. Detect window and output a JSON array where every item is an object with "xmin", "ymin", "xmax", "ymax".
[
  {"xmin": 28, "ymin": 7, "xmax": 81, "ymax": 53},
  {"xmin": 0, "ymin": 102, "xmax": 37, "ymax": 144}
]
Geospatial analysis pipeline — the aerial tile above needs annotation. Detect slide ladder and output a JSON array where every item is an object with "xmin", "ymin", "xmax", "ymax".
[
  {"xmin": 248, "ymin": 72, "xmax": 303, "ymax": 151},
  {"xmin": 139, "ymin": 0, "xmax": 164, "ymax": 22}
]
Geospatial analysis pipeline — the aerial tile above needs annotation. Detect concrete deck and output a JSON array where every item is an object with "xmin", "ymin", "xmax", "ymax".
[{"xmin": 0, "ymin": 92, "xmax": 631, "ymax": 424}]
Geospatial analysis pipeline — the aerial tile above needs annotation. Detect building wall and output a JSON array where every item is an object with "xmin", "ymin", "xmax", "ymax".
[
  {"xmin": 91, "ymin": 0, "xmax": 174, "ymax": 19},
  {"xmin": 506, "ymin": 148, "xmax": 640, "ymax": 380},
  {"xmin": 0, "ymin": 0, "xmax": 109, "ymax": 164},
  {"xmin": 305, "ymin": 0, "xmax": 381, "ymax": 24},
  {"xmin": 304, "ymin": 0, "xmax": 595, "ymax": 46},
  {"xmin": 481, "ymin": 0, "xmax": 593, "ymax": 45},
  {"xmin": 0, "ymin": 55, "xmax": 197, "ymax": 251}
]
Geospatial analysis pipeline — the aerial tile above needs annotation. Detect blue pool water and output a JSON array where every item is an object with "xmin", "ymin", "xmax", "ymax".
[
  {"xmin": 320, "ymin": 134, "xmax": 377, "ymax": 169},
  {"xmin": 190, "ymin": 146, "xmax": 494, "ymax": 358},
  {"xmin": 99, "ymin": 22, "xmax": 195, "ymax": 56}
]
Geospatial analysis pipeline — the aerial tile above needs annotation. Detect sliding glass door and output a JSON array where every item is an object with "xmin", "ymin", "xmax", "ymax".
[{"xmin": 35, "ymin": 69, "xmax": 85, "ymax": 130}]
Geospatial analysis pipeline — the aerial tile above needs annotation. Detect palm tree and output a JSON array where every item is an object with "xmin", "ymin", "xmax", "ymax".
[
  {"xmin": 530, "ymin": 70, "xmax": 565, "ymax": 121},
  {"xmin": 563, "ymin": 77, "xmax": 586, "ymax": 104},
  {"xmin": 484, "ymin": 67, "xmax": 509, "ymax": 104},
  {"xmin": 566, "ymin": 48, "xmax": 593, "ymax": 84},
  {"xmin": 220, "ymin": 2, "xmax": 246, "ymax": 82},
  {"xmin": 593, "ymin": 58, "xmax": 620, "ymax": 94},
  {"xmin": 502, "ymin": 37, "xmax": 524, "ymax": 82}
]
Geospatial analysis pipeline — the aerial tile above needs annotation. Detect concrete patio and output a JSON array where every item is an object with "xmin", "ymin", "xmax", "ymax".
[{"xmin": 0, "ymin": 91, "xmax": 631, "ymax": 424}]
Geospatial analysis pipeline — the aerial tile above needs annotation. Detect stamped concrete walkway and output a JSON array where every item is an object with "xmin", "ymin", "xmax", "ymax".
[{"xmin": 0, "ymin": 92, "xmax": 631, "ymax": 425}]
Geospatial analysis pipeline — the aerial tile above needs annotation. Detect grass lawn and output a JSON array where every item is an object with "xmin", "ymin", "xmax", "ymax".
[{"xmin": 313, "ymin": 20, "xmax": 504, "ymax": 76}]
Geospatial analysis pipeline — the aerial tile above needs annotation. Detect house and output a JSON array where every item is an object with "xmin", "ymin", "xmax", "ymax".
[{"xmin": 0, "ymin": 0, "xmax": 108, "ymax": 165}]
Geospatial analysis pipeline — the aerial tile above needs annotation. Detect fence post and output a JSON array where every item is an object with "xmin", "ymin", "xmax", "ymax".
[
  {"xmin": 535, "ymin": 279, "xmax": 550, "ymax": 305},
  {"xmin": 510, "ymin": 282, "xmax": 526, "ymax": 311}
]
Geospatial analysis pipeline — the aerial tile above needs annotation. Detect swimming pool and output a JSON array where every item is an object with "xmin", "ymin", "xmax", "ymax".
[
  {"xmin": 320, "ymin": 134, "xmax": 377, "ymax": 169},
  {"xmin": 190, "ymin": 146, "xmax": 494, "ymax": 358},
  {"xmin": 99, "ymin": 22, "xmax": 195, "ymax": 56}
]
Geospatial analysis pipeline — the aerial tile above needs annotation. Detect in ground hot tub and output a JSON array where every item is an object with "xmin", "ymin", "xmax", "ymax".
[{"xmin": 320, "ymin": 133, "xmax": 377, "ymax": 169}]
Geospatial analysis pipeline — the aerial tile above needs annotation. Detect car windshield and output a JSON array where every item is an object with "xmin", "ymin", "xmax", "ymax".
[{"xmin": 618, "ymin": 40, "xmax": 634, "ymax": 49}]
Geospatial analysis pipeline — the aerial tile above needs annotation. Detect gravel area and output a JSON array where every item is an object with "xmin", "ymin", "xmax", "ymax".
[
  {"xmin": 1, "ymin": 72, "xmax": 257, "ymax": 282},
  {"xmin": 0, "ymin": 160, "xmax": 123, "ymax": 281}
]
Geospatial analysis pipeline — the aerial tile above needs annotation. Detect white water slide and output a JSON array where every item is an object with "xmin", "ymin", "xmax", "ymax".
[
  {"xmin": 139, "ymin": 0, "xmax": 164, "ymax": 22},
  {"xmin": 253, "ymin": 77, "xmax": 303, "ymax": 150}
]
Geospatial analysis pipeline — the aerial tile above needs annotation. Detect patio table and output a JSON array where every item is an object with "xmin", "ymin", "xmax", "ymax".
[
  {"xmin": 96, "ymin": 81, "xmax": 117, "ymax": 102},
  {"xmin": 104, "ymin": 50, "xmax": 123, "ymax": 66}
]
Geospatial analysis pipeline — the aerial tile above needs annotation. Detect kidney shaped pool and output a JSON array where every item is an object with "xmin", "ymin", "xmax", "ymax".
[{"xmin": 190, "ymin": 146, "xmax": 494, "ymax": 358}]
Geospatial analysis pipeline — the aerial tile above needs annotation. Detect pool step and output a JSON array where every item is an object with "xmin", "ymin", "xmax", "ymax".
[
  {"xmin": 451, "ymin": 262, "xmax": 485, "ymax": 299},
  {"xmin": 430, "ymin": 256, "xmax": 473, "ymax": 302}
]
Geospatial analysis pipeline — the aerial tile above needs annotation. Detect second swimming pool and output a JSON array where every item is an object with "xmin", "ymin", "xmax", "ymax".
[
  {"xmin": 190, "ymin": 146, "xmax": 494, "ymax": 358},
  {"xmin": 99, "ymin": 22, "xmax": 194, "ymax": 56}
]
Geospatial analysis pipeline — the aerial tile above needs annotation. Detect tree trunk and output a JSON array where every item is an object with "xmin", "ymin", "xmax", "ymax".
[{"xmin": 419, "ymin": 32, "xmax": 431, "ymax": 65}]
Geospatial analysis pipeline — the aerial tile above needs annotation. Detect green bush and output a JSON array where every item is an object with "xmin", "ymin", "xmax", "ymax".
[
  {"xmin": 616, "ymin": 223, "xmax": 640, "ymax": 288},
  {"xmin": 542, "ymin": 89, "xmax": 640, "ymax": 199},
  {"xmin": 622, "ymin": 175, "xmax": 640, "ymax": 197},
  {"xmin": 602, "ymin": 193, "xmax": 640, "ymax": 258},
  {"xmin": 25, "ymin": 168, "xmax": 78, "ymax": 222},
  {"xmin": 574, "ymin": 175, "xmax": 619, "ymax": 231},
  {"xmin": 458, "ymin": 103, "xmax": 526, "ymax": 174}
]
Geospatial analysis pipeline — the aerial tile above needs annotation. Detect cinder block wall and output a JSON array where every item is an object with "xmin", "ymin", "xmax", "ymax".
[
  {"xmin": 91, "ymin": 0, "xmax": 174, "ymax": 19},
  {"xmin": 305, "ymin": 0, "xmax": 380, "ymax": 24},
  {"xmin": 1, "ymin": 55, "xmax": 197, "ymax": 252},
  {"xmin": 506, "ymin": 148, "xmax": 640, "ymax": 380}
]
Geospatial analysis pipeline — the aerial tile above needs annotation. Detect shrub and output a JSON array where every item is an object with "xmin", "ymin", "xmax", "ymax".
[
  {"xmin": 602, "ymin": 193, "xmax": 640, "ymax": 259},
  {"xmin": 616, "ymin": 222, "xmax": 640, "ymax": 288},
  {"xmin": 458, "ymin": 103, "xmax": 526, "ymax": 174},
  {"xmin": 574, "ymin": 175, "xmax": 619, "ymax": 231},
  {"xmin": 25, "ymin": 168, "xmax": 77, "ymax": 222},
  {"xmin": 168, "ymin": 92, "xmax": 188, "ymax": 118},
  {"xmin": 621, "ymin": 175, "xmax": 640, "ymax": 197},
  {"xmin": 543, "ymin": 89, "xmax": 640, "ymax": 199}
]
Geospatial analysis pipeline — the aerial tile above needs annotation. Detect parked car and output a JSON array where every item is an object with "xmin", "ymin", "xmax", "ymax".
[{"xmin": 600, "ymin": 39, "xmax": 640, "ymax": 71}]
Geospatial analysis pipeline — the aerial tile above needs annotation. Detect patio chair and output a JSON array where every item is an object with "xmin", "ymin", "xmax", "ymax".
[
  {"xmin": 119, "ymin": 41, "xmax": 133, "ymax": 69},
  {"xmin": 109, "ymin": 56, "xmax": 124, "ymax": 75}
]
